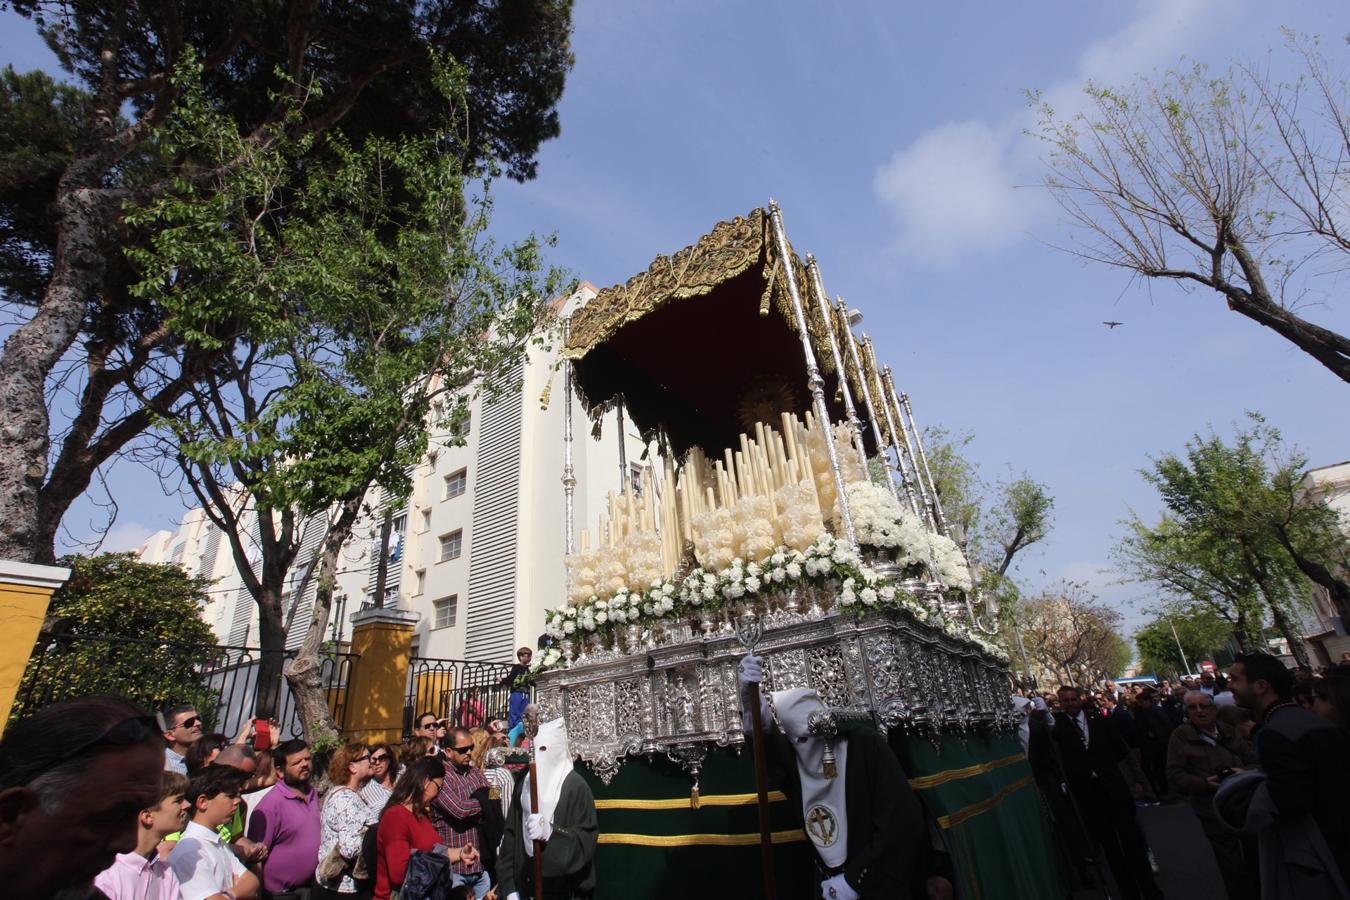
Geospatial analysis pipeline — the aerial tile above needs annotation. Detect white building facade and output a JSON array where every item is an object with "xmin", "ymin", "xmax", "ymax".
[{"xmin": 138, "ymin": 285, "xmax": 650, "ymax": 662}]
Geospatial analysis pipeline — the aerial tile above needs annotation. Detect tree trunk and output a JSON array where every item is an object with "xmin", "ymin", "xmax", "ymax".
[
  {"xmin": 1275, "ymin": 527, "xmax": 1350, "ymax": 626},
  {"xmin": 0, "ymin": 186, "xmax": 109, "ymax": 563},
  {"xmin": 255, "ymin": 593, "xmax": 288, "ymax": 720},
  {"xmin": 1266, "ymin": 601, "xmax": 1312, "ymax": 668},
  {"xmin": 285, "ymin": 498, "xmax": 362, "ymax": 742}
]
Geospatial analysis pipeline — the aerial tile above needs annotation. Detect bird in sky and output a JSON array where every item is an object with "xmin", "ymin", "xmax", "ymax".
[{"xmin": 1103, "ymin": 321, "xmax": 1123, "ymax": 329}]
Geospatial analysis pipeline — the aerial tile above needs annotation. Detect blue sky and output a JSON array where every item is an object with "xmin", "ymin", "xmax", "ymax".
[{"xmin": 4, "ymin": 1, "xmax": 1349, "ymax": 640}]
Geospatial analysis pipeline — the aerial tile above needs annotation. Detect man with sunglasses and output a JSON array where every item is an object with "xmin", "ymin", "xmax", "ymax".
[
  {"xmin": 163, "ymin": 704, "xmax": 205, "ymax": 774},
  {"xmin": 433, "ymin": 726, "xmax": 491, "ymax": 899},
  {"xmin": 0, "ymin": 695, "xmax": 166, "ymax": 900}
]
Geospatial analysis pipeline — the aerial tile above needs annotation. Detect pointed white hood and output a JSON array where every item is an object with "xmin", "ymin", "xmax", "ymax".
[
  {"xmin": 522, "ymin": 716, "xmax": 574, "ymax": 857},
  {"xmin": 771, "ymin": 688, "xmax": 848, "ymax": 867}
]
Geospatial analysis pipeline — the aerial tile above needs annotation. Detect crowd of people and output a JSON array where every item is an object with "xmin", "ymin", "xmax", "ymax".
[
  {"xmin": 0, "ymin": 646, "xmax": 596, "ymax": 900},
  {"xmin": 5, "ymin": 644, "xmax": 1350, "ymax": 900},
  {"xmin": 1016, "ymin": 652, "xmax": 1350, "ymax": 900}
]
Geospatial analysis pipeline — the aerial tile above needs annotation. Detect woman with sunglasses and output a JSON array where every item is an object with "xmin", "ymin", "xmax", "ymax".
[
  {"xmin": 317, "ymin": 741, "xmax": 378, "ymax": 899},
  {"xmin": 360, "ymin": 743, "xmax": 399, "ymax": 812},
  {"xmin": 375, "ymin": 757, "xmax": 478, "ymax": 900}
]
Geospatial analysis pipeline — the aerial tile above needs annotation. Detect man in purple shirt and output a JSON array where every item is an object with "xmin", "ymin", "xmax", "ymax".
[{"xmin": 246, "ymin": 739, "xmax": 321, "ymax": 898}]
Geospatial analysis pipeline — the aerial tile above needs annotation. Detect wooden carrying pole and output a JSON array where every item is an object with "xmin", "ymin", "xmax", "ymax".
[
  {"xmin": 748, "ymin": 679, "xmax": 776, "ymax": 900},
  {"xmin": 525, "ymin": 704, "xmax": 545, "ymax": 898}
]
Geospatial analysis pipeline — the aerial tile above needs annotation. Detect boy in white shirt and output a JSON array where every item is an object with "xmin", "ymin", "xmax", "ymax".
[
  {"xmin": 93, "ymin": 771, "xmax": 191, "ymax": 899},
  {"xmin": 169, "ymin": 766, "xmax": 260, "ymax": 900}
]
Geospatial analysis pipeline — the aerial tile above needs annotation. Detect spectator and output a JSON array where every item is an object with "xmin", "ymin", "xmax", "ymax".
[
  {"xmin": 217, "ymin": 743, "xmax": 270, "ymax": 866},
  {"xmin": 186, "ymin": 732, "xmax": 232, "ymax": 774},
  {"xmin": 1165, "ymin": 690, "xmax": 1258, "ymax": 900},
  {"xmin": 402, "ymin": 735, "xmax": 436, "ymax": 764},
  {"xmin": 317, "ymin": 741, "xmax": 378, "ymax": 899},
  {"xmin": 412, "ymin": 712, "xmax": 442, "ymax": 751},
  {"xmin": 1198, "ymin": 672, "xmax": 1216, "ymax": 696},
  {"xmin": 248, "ymin": 738, "xmax": 321, "ymax": 898},
  {"xmin": 360, "ymin": 743, "xmax": 399, "ymax": 811},
  {"xmin": 1132, "ymin": 689, "xmax": 1175, "ymax": 800},
  {"xmin": 1050, "ymin": 686, "xmax": 1163, "ymax": 900},
  {"xmin": 162, "ymin": 703, "xmax": 204, "ymax": 774},
  {"xmin": 375, "ymin": 757, "xmax": 478, "ymax": 900},
  {"xmin": 1220, "ymin": 652, "xmax": 1350, "ymax": 894},
  {"xmin": 169, "ymin": 765, "xmax": 260, "ymax": 900},
  {"xmin": 501, "ymin": 647, "xmax": 533, "ymax": 729},
  {"xmin": 455, "ymin": 688, "xmax": 485, "ymax": 729},
  {"xmin": 0, "ymin": 695, "xmax": 165, "ymax": 900},
  {"xmin": 94, "ymin": 770, "xmax": 190, "ymax": 900},
  {"xmin": 434, "ymin": 726, "xmax": 491, "ymax": 899},
  {"xmin": 1312, "ymin": 671, "xmax": 1350, "ymax": 727}
]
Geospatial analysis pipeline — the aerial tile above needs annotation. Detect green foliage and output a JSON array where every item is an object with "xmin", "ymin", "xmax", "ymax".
[
  {"xmin": 0, "ymin": 66, "xmax": 94, "ymax": 303},
  {"xmin": 128, "ymin": 53, "xmax": 567, "ymax": 519},
  {"xmin": 11, "ymin": 553, "xmax": 221, "ymax": 726},
  {"xmin": 1116, "ymin": 414, "xmax": 1343, "ymax": 661},
  {"xmin": 1134, "ymin": 607, "xmax": 1233, "ymax": 678}
]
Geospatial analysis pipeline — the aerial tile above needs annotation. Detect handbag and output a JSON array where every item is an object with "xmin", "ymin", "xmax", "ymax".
[{"xmin": 399, "ymin": 844, "xmax": 452, "ymax": 900}]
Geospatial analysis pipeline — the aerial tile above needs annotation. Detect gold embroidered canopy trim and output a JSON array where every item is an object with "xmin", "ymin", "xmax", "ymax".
[{"xmin": 563, "ymin": 208, "xmax": 871, "ymax": 394}]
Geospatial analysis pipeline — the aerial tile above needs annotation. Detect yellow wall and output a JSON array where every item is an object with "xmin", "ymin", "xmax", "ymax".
[
  {"xmin": 0, "ymin": 567, "xmax": 69, "ymax": 734},
  {"xmin": 343, "ymin": 610, "xmax": 418, "ymax": 745}
]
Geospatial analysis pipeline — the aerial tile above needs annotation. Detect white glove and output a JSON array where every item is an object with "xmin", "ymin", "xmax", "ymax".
[
  {"xmin": 525, "ymin": 813, "xmax": 552, "ymax": 843},
  {"xmin": 738, "ymin": 655, "xmax": 773, "ymax": 734},
  {"xmin": 507, "ymin": 894, "xmax": 521, "ymax": 900},
  {"xmin": 821, "ymin": 873, "xmax": 859, "ymax": 900}
]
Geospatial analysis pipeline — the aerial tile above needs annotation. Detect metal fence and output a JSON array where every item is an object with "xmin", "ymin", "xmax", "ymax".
[
  {"xmin": 14, "ymin": 633, "xmax": 357, "ymax": 739},
  {"xmin": 405, "ymin": 656, "xmax": 519, "ymax": 736}
]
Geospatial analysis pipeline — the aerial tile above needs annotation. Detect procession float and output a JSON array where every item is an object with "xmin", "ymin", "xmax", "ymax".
[{"xmin": 531, "ymin": 203, "xmax": 1062, "ymax": 898}]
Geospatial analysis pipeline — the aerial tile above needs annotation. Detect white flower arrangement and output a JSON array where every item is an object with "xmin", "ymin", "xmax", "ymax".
[{"xmin": 539, "ymin": 531, "xmax": 1006, "ymax": 677}]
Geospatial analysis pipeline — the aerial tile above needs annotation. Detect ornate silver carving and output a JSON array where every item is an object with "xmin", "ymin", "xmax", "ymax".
[{"xmin": 537, "ymin": 590, "xmax": 1014, "ymax": 780}]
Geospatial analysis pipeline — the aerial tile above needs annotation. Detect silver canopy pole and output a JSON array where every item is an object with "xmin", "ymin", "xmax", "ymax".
[
  {"xmin": 767, "ymin": 201, "xmax": 857, "ymax": 551},
  {"xmin": 838, "ymin": 298, "xmax": 902, "ymax": 508},
  {"xmin": 899, "ymin": 389, "xmax": 950, "ymax": 538},
  {"xmin": 562, "ymin": 318, "xmax": 577, "ymax": 558},
  {"xmin": 807, "ymin": 256, "xmax": 869, "ymax": 475},
  {"xmin": 883, "ymin": 365, "xmax": 938, "ymax": 532},
  {"xmin": 616, "ymin": 399, "xmax": 630, "ymax": 496},
  {"xmin": 863, "ymin": 336, "xmax": 922, "ymax": 519}
]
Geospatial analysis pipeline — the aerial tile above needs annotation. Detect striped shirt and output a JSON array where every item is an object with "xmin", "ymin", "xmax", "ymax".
[{"xmin": 431, "ymin": 761, "xmax": 488, "ymax": 874}]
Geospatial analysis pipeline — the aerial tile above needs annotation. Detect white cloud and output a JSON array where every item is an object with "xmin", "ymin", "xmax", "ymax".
[
  {"xmin": 99, "ymin": 521, "xmax": 156, "ymax": 554},
  {"xmin": 873, "ymin": 121, "xmax": 1031, "ymax": 265},
  {"xmin": 874, "ymin": 0, "xmax": 1211, "ymax": 266}
]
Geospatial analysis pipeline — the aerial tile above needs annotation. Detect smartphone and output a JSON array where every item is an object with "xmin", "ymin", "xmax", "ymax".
[{"xmin": 253, "ymin": 718, "xmax": 271, "ymax": 751}]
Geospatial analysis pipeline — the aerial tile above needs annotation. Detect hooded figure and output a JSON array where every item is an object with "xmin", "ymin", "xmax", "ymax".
[
  {"xmin": 496, "ymin": 717, "xmax": 598, "ymax": 900},
  {"xmin": 739, "ymin": 658, "xmax": 933, "ymax": 899}
]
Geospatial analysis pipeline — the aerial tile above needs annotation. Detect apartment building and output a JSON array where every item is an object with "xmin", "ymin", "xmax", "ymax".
[{"xmin": 138, "ymin": 285, "xmax": 650, "ymax": 662}]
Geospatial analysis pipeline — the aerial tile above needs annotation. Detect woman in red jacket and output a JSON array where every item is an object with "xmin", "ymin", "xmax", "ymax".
[{"xmin": 375, "ymin": 756, "xmax": 478, "ymax": 899}]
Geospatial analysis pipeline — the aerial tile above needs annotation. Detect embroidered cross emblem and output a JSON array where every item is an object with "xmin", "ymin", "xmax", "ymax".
[{"xmin": 806, "ymin": 804, "xmax": 838, "ymax": 847}]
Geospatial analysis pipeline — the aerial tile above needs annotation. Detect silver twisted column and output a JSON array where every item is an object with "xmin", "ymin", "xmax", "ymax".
[
  {"xmin": 900, "ymin": 390, "xmax": 950, "ymax": 538},
  {"xmin": 562, "ymin": 317, "xmax": 577, "ymax": 559},
  {"xmin": 863, "ymin": 336, "xmax": 922, "ymax": 520},
  {"xmin": 838, "ymin": 299, "xmax": 903, "ymax": 508},
  {"xmin": 807, "ymin": 256, "xmax": 869, "ymax": 475},
  {"xmin": 768, "ymin": 201, "xmax": 857, "ymax": 550},
  {"xmin": 880, "ymin": 367, "xmax": 934, "ymax": 534}
]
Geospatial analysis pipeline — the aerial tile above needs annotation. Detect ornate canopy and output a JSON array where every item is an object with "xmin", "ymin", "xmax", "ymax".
[{"xmin": 564, "ymin": 208, "xmax": 887, "ymax": 456}]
